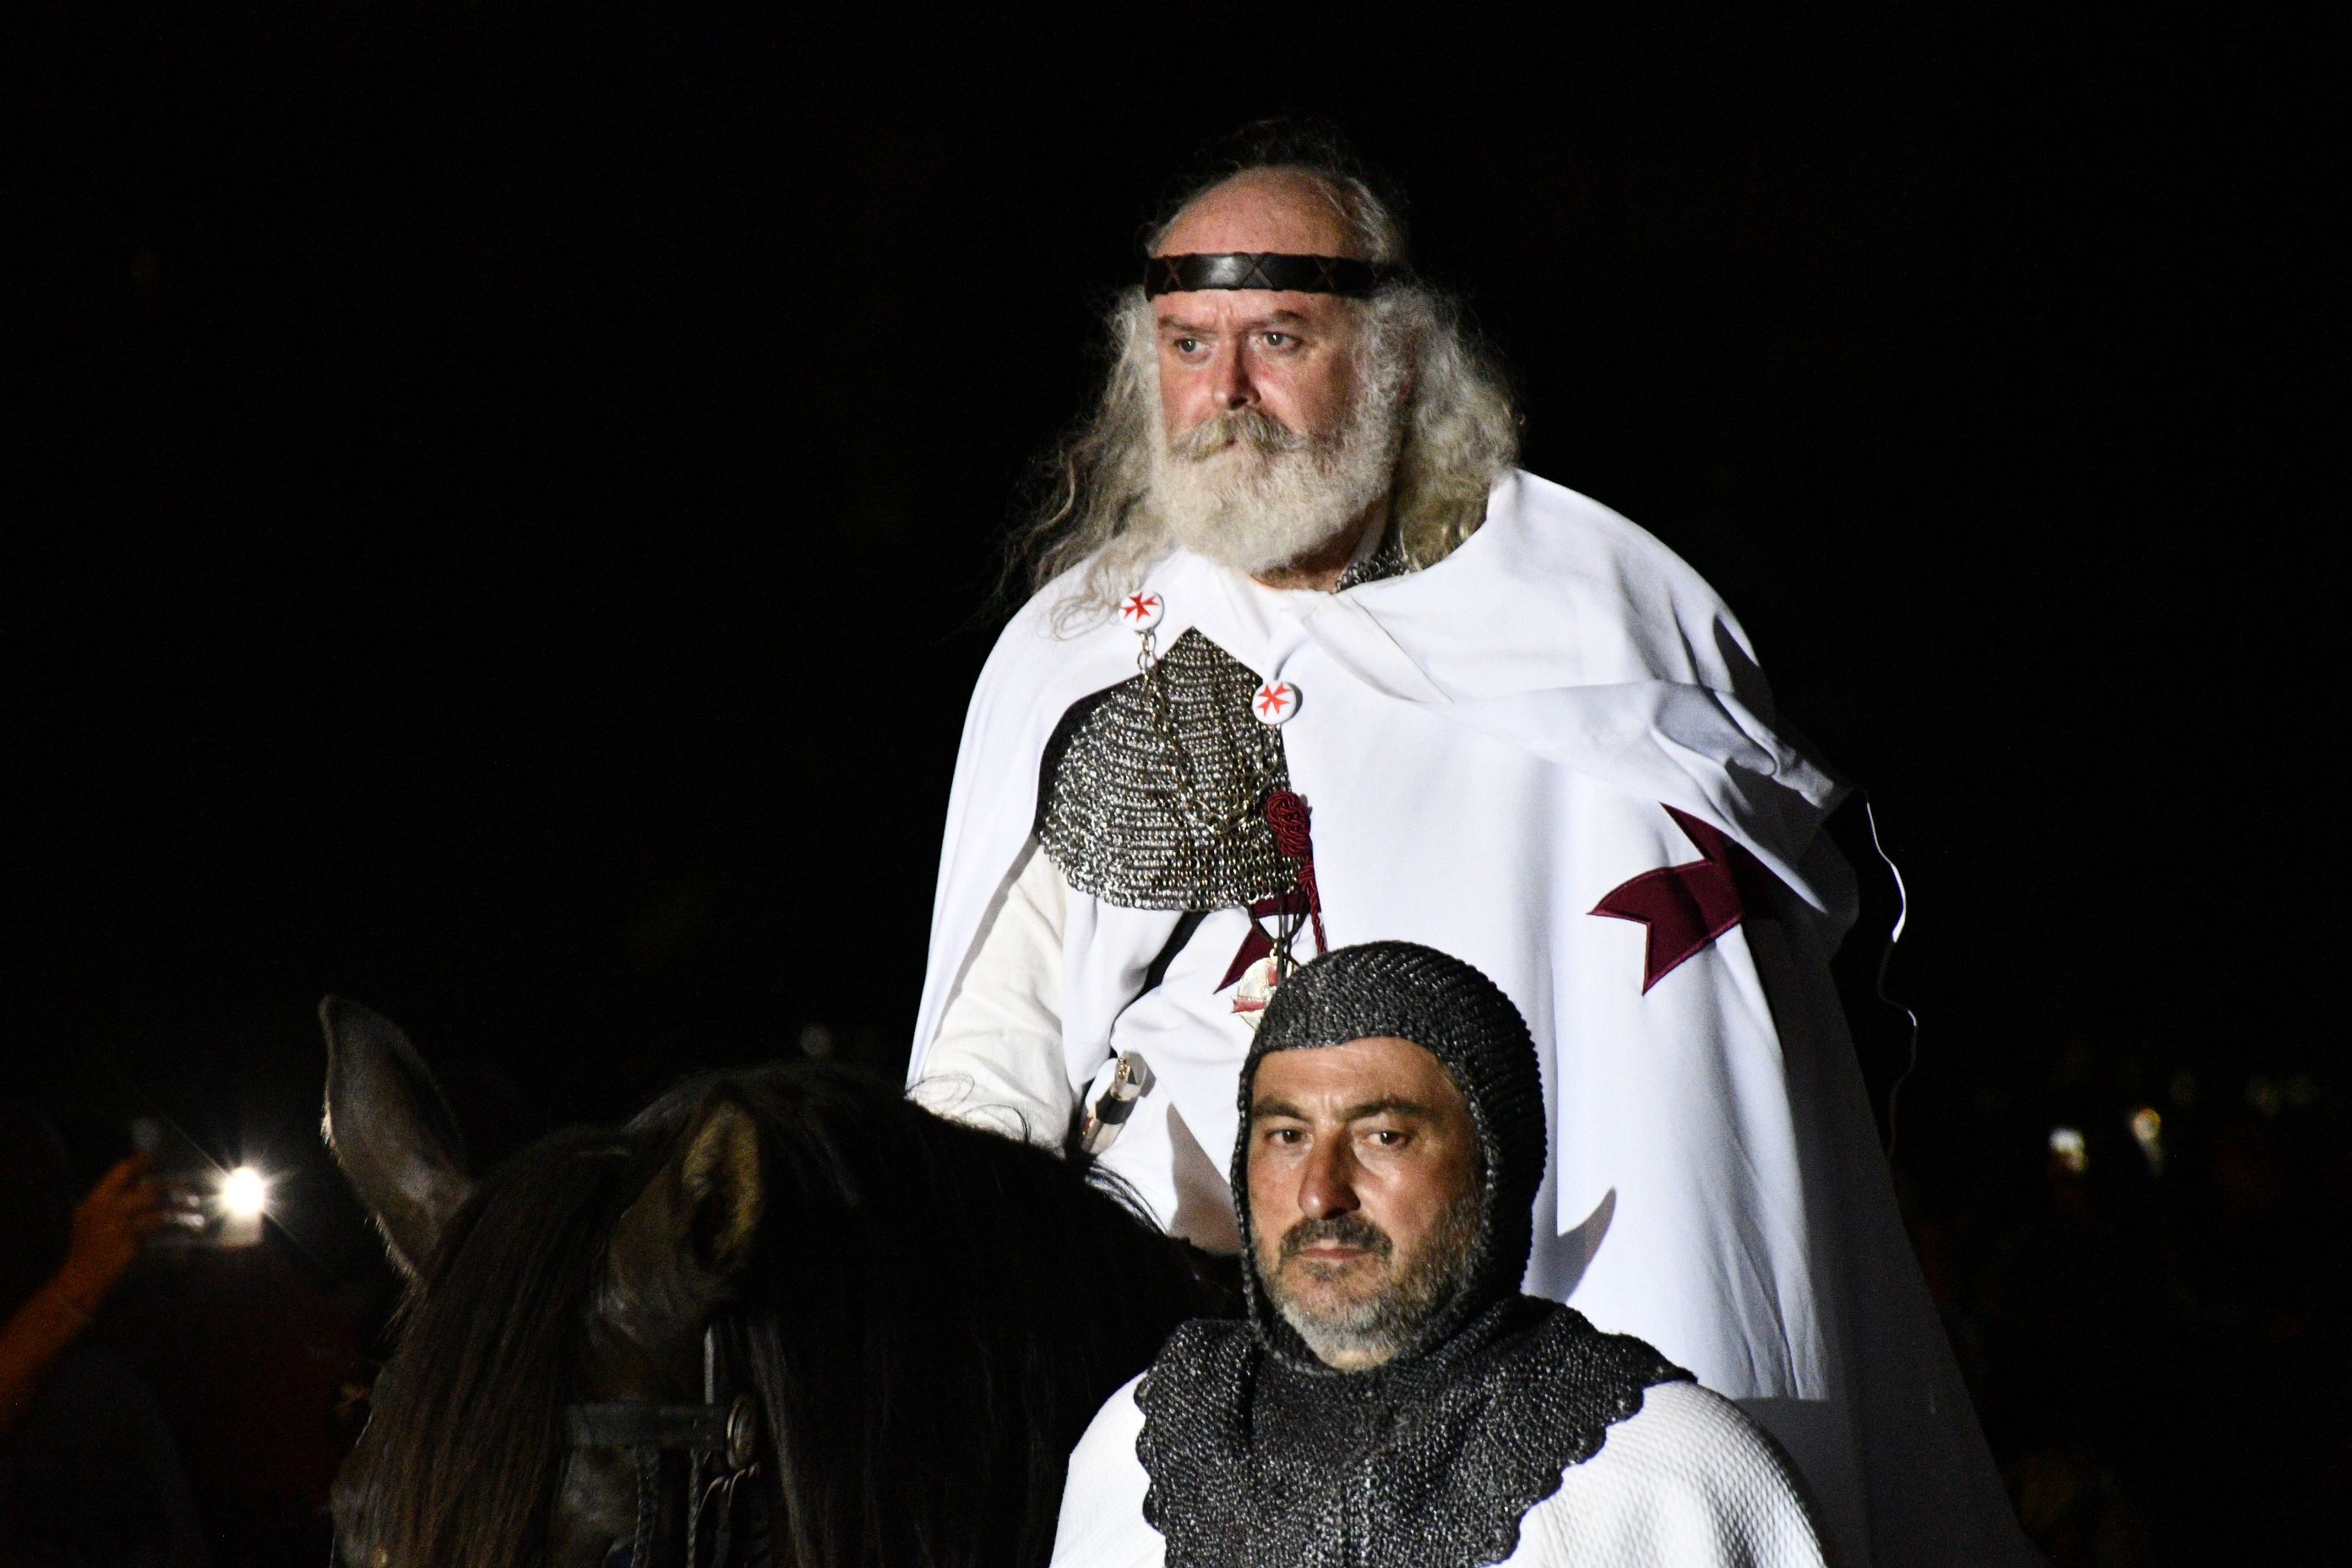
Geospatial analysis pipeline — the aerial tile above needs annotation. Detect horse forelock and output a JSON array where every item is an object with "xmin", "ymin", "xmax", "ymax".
[{"xmin": 351, "ymin": 1125, "xmax": 646, "ymax": 1568}]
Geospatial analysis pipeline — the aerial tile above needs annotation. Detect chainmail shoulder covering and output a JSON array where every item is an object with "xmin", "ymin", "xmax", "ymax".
[
  {"xmin": 1036, "ymin": 628, "xmax": 1300, "ymax": 912},
  {"xmin": 1135, "ymin": 1298, "xmax": 1691, "ymax": 1568}
]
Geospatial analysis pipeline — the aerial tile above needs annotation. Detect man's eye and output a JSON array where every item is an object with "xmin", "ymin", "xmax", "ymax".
[
  {"xmin": 1261, "ymin": 331, "xmax": 1295, "ymax": 348},
  {"xmin": 1174, "ymin": 337, "xmax": 1203, "ymax": 354},
  {"xmin": 1369, "ymin": 1130, "xmax": 1408, "ymax": 1148}
]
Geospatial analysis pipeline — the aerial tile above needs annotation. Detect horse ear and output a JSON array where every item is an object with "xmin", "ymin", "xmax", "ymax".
[
  {"xmin": 319, "ymin": 995, "xmax": 473, "ymax": 1279},
  {"xmin": 602, "ymin": 1092, "xmax": 765, "ymax": 1337}
]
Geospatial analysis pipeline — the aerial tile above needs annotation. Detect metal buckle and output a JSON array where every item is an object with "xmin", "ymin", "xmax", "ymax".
[{"xmin": 724, "ymin": 1395, "xmax": 758, "ymax": 1473}]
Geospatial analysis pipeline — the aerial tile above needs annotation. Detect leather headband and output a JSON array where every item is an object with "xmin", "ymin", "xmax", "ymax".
[{"xmin": 1144, "ymin": 253, "xmax": 1390, "ymax": 298}]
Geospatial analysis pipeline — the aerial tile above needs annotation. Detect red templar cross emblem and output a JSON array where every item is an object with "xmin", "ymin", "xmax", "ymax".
[
  {"xmin": 1252, "ymin": 681, "xmax": 1298, "ymax": 724},
  {"xmin": 1590, "ymin": 805, "xmax": 1785, "ymax": 993},
  {"xmin": 1118, "ymin": 591, "xmax": 1162, "ymax": 629}
]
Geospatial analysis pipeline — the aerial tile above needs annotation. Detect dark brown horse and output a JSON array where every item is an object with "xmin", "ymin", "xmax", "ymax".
[{"xmin": 320, "ymin": 999, "xmax": 1222, "ymax": 1567}]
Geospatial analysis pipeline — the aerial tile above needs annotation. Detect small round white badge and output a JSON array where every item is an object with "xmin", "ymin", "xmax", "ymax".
[
  {"xmin": 1118, "ymin": 590, "xmax": 1164, "ymax": 632},
  {"xmin": 1252, "ymin": 679, "xmax": 1300, "ymax": 726}
]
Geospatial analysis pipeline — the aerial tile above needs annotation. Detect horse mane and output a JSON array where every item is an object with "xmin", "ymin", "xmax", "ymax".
[
  {"xmin": 352, "ymin": 1124, "xmax": 652, "ymax": 1568},
  {"xmin": 355, "ymin": 1061, "xmax": 1220, "ymax": 1568}
]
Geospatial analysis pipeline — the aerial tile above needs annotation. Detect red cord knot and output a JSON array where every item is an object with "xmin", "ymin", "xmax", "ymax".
[
  {"xmin": 1262, "ymin": 789, "xmax": 1327, "ymax": 954},
  {"xmin": 1264, "ymin": 788, "xmax": 1314, "ymax": 860}
]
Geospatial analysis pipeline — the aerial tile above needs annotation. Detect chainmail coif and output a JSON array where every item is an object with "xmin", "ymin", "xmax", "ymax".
[{"xmin": 1135, "ymin": 942, "xmax": 1690, "ymax": 1568}]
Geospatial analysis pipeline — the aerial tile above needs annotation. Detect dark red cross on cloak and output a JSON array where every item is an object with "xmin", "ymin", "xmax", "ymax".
[{"xmin": 1590, "ymin": 805, "xmax": 1786, "ymax": 994}]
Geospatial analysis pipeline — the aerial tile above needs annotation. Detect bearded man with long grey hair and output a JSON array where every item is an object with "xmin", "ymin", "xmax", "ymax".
[
  {"xmin": 906, "ymin": 130, "xmax": 2032, "ymax": 1566},
  {"xmin": 1014, "ymin": 167, "xmax": 1516, "ymax": 616}
]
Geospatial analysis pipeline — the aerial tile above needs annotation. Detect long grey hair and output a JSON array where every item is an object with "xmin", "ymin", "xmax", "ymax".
[{"xmin": 1010, "ymin": 162, "xmax": 1521, "ymax": 622}]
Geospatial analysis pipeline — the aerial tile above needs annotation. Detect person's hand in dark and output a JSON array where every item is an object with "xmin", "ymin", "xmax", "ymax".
[
  {"xmin": 3, "ymin": 1154, "xmax": 169, "ymax": 1438},
  {"xmin": 52, "ymin": 1153, "xmax": 166, "ymax": 1315}
]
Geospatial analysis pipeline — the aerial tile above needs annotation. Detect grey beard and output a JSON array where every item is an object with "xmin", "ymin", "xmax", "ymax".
[
  {"xmin": 1261, "ymin": 1190, "xmax": 1484, "ymax": 1368},
  {"xmin": 1147, "ymin": 382, "xmax": 1400, "ymax": 578}
]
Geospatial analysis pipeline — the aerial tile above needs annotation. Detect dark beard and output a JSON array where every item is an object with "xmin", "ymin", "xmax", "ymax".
[{"xmin": 1260, "ymin": 1192, "xmax": 1482, "ymax": 1367}]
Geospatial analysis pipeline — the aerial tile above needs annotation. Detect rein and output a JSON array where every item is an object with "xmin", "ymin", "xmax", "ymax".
[{"xmin": 563, "ymin": 1328, "xmax": 774, "ymax": 1568}]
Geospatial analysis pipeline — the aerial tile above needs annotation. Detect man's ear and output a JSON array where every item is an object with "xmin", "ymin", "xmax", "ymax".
[
  {"xmin": 319, "ymin": 995, "xmax": 473, "ymax": 1278},
  {"xmin": 601, "ymin": 1092, "xmax": 765, "ymax": 1340}
]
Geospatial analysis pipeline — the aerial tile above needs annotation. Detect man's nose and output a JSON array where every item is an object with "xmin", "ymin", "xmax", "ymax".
[
  {"xmin": 1211, "ymin": 341, "xmax": 1256, "ymax": 411},
  {"xmin": 1296, "ymin": 1140, "xmax": 1359, "ymax": 1222}
]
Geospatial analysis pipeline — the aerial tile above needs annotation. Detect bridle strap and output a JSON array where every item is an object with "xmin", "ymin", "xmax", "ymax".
[
  {"xmin": 560, "ymin": 1327, "xmax": 770, "ymax": 1567},
  {"xmin": 565, "ymin": 1403, "xmax": 734, "ymax": 1451}
]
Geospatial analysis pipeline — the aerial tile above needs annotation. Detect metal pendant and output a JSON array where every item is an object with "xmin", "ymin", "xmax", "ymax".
[{"xmin": 1231, "ymin": 953, "xmax": 1284, "ymax": 1027}]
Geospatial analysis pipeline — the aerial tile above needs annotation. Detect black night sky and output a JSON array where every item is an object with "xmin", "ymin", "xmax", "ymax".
[{"xmin": 3, "ymin": 8, "xmax": 2338, "ymax": 1562}]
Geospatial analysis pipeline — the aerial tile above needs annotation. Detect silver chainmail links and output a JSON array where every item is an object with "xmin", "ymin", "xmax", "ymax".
[
  {"xmin": 1037, "ymin": 628, "xmax": 1301, "ymax": 912},
  {"xmin": 1334, "ymin": 531, "xmax": 1409, "ymax": 592},
  {"xmin": 1138, "ymin": 1304, "xmax": 1690, "ymax": 1568}
]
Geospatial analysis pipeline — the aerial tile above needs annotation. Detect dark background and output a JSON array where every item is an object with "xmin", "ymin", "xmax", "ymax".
[{"xmin": 3, "ymin": 6, "xmax": 2338, "ymax": 1563}]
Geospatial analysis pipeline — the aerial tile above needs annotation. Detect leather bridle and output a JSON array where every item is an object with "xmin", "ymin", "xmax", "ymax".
[{"xmin": 562, "ymin": 1329, "xmax": 775, "ymax": 1568}]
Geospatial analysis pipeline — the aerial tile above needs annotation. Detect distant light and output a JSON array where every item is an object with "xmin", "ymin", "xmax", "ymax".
[
  {"xmin": 2247, "ymin": 1076, "xmax": 2283, "ymax": 1118},
  {"xmin": 2287, "ymin": 1074, "xmax": 2319, "ymax": 1109},
  {"xmin": 2167, "ymin": 1070, "xmax": 2198, "ymax": 1108},
  {"xmin": 219, "ymin": 1166, "xmax": 270, "ymax": 1222},
  {"xmin": 2129, "ymin": 1107, "xmax": 2164, "ymax": 1172},
  {"xmin": 2048, "ymin": 1126, "xmax": 2088, "ymax": 1174},
  {"xmin": 798, "ymin": 1023, "xmax": 836, "ymax": 1059}
]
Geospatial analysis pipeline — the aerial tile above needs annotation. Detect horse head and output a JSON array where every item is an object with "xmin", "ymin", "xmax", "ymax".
[
  {"xmin": 322, "ymin": 997, "xmax": 765, "ymax": 1568},
  {"xmin": 322, "ymin": 997, "xmax": 1228, "ymax": 1568}
]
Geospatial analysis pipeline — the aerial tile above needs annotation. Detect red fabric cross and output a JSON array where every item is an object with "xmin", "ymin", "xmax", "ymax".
[{"xmin": 1590, "ymin": 806, "xmax": 1784, "ymax": 994}]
